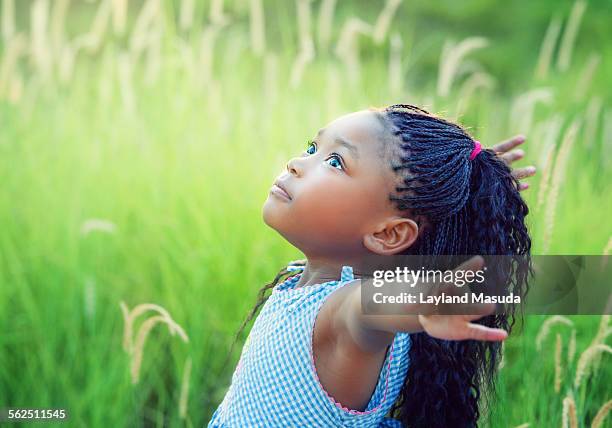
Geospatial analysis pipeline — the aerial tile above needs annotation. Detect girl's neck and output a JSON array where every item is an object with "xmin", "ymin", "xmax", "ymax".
[{"xmin": 293, "ymin": 256, "xmax": 361, "ymax": 289}]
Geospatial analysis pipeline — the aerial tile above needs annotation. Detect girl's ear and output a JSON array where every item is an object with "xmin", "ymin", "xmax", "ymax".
[{"xmin": 362, "ymin": 217, "xmax": 419, "ymax": 255}]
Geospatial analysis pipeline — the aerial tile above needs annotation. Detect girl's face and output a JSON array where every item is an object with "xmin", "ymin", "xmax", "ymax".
[{"xmin": 262, "ymin": 110, "xmax": 413, "ymax": 258}]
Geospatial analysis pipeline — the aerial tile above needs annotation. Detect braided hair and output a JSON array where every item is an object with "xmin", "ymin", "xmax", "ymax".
[
  {"xmin": 224, "ymin": 104, "xmax": 532, "ymax": 427},
  {"xmin": 378, "ymin": 104, "xmax": 531, "ymax": 427}
]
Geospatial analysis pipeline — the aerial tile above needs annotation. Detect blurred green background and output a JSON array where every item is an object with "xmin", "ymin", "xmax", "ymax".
[{"xmin": 0, "ymin": 0, "xmax": 610, "ymax": 427}]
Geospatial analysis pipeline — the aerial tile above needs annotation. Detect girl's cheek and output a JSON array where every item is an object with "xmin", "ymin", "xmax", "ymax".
[{"xmin": 297, "ymin": 196, "xmax": 365, "ymax": 230}]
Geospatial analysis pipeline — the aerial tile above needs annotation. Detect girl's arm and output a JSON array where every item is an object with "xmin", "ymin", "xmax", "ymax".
[{"xmin": 335, "ymin": 256, "xmax": 508, "ymax": 355}]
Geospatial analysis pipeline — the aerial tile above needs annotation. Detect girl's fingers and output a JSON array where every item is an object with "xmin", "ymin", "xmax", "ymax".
[
  {"xmin": 491, "ymin": 135, "xmax": 526, "ymax": 154},
  {"xmin": 518, "ymin": 182, "xmax": 529, "ymax": 191},
  {"xmin": 499, "ymin": 149, "xmax": 524, "ymax": 165},
  {"xmin": 463, "ymin": 302, "xmax": 497, "ymax": 318},
  {"xmin": 446, "ymin": 300, "xmax": 498, "ymax": 317},
  {"xmin": 464, "ymin": 323, "xmax": 508, "ymax": 342},
  {"xmin": 512, "ymin": 166, "xmax": 537, "ymax": 180}
]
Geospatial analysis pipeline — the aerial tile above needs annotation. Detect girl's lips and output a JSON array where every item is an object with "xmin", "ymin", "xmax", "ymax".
[{"xmin": 270, "ymin": 184, "xmax": 292, "ymax": 201}]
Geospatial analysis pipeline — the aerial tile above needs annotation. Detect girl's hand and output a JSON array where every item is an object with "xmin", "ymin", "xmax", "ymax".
[
  {"xmin": 417, "ymin": 256, "xmax": 508, "ymax": 342},
  {"xmin": 418, "ymin": 308, "xmax": 507, "ymax": 342},
  {"xmin": 491, "ymin": 135, "xmax": 537, "ymax": 191}
]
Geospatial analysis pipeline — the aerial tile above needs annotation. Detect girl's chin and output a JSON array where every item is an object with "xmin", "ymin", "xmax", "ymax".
[
  {"xmin": 261, "ymin": 202, "xmax": 300, "ymax": 243},
  {"xmin": 261, "ymin": 199, "xmax": 285, "ymax": 228}
]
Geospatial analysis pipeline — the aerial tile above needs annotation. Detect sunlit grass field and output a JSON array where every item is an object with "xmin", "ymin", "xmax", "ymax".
[{"xmin": 1, "ymin": 0, "xmax": 611, "ymax": 426}]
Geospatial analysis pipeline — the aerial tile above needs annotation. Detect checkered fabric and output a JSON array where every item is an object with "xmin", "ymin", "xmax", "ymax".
[{"xmin": 208, "ymin": 264, "xmax": 412, "ymax": 427}]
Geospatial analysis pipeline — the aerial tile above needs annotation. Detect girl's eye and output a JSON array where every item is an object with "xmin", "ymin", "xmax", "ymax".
[
  {"xmin": 326, "ymin": 154, "xmax": 344, "ymax": 170},
  {"xmin": 304, "ymin": 141, "xmax": 317, "ymax": 155}
]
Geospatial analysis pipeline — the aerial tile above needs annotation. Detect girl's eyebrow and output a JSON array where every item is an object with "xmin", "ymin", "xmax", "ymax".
[
  {"xmin": 335, "ymin": 137, "xmax": 360, "ymax": 160},
  {"xmin": 315, "ymin": 128, "xmax": 360, "ymax": 160}
]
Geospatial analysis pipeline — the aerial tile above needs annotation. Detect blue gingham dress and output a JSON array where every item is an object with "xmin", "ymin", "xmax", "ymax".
[{"xmin": 208, "ymin": 264, "xmax": 412, "ymax": 427}]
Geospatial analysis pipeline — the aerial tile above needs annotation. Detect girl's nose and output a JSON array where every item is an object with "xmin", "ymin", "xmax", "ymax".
[{"xmin": 286, "ymin": 156, "xmax": 304, "ymax": 176}]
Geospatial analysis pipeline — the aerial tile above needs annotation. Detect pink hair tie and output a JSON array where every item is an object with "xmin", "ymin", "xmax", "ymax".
[{"xmin": 469, "ymin": 140, "xmax": 482, "ymax": 160}]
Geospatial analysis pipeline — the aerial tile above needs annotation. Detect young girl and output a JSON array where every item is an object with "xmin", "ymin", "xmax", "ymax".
[{"xmin": 208, "ymin": 104, "xmax": 536, "ymax": 427}]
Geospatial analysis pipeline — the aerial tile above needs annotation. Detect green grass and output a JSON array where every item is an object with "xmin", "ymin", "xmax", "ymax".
[{"xmin": 0, "ymin": 1, "xmax": 611, "ymax": 427}]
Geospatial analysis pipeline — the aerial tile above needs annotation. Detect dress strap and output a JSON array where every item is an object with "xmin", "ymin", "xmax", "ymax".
[{"xmin": 340, "ymin": 265, "xmax": 354, "ymax": 282}]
